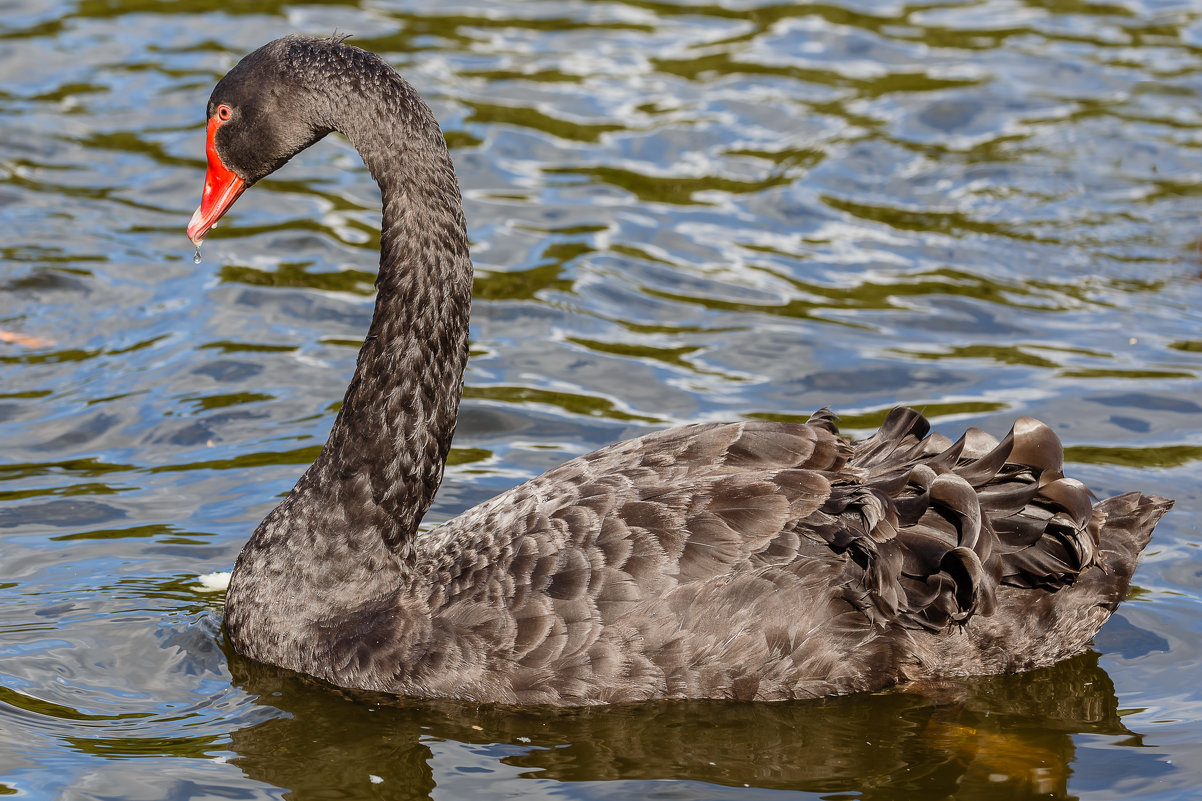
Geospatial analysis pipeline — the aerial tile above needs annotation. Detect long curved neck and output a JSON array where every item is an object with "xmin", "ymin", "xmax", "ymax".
[
  {"xmin": 274, "ymin": 63, "xmax": 472, "ymax": 562},
  {"xmin": 223, "ymin": 39, "xmax": 472, "ymax": 671}
]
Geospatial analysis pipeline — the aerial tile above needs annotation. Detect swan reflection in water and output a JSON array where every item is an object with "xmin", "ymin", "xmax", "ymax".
[{"xmin": 223, "ymin": 637, "xmax": 1167, "ymax": 801}]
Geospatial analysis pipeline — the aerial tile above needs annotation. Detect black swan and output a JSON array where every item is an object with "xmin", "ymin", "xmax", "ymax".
[{"xmin": 187, "ymin": 35, "xmax": 1172, "ymax": 705}]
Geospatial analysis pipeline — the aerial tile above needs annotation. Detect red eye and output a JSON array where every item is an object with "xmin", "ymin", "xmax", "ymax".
[{"xmin": 216, "ymin": 104, "xmax": 232, "ymax": 121}]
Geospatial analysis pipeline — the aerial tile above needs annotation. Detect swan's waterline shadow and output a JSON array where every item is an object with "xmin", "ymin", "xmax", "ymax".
[{"xmin": 223, "ymin": 642, "xmax": 1167, "ymax": 801}]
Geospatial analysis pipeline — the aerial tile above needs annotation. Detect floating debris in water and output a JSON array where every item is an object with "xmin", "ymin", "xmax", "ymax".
[
  {"xmin": 0, "ymin": 330, "xmax": 55, "ymax": 348},
  {"xmin": 195, "ymin": 572, "xmax": 231, "ymax": 591}
]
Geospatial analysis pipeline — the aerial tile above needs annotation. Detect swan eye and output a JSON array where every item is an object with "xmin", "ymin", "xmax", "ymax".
[{"xmin": 216, "ymin": 104, "xmax": 232, "ymax": 122}]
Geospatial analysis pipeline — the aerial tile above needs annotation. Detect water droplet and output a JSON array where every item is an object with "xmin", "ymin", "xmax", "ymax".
[{"xmin": 193, "ymin": 246, "xmax": 202, "ymax": 265}]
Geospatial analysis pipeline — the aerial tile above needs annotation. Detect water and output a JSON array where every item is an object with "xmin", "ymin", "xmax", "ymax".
[{"xmin": 2, "ymin": 0, "xmax": 1200, "ymax": 798}]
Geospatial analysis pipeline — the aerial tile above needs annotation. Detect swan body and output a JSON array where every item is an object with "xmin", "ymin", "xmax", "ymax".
[{"xmin": 189, "ymin": 36, "xmax": 1171, "ymax": 705}]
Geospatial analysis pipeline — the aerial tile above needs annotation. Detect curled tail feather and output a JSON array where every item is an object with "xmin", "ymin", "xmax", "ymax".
[{"xmin": 823, "ymin": 408, "xmax": 1170, "ymax": 637}]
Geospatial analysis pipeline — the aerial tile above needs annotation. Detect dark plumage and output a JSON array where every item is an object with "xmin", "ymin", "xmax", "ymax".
[{"xmin": 188, "ymin": 35, "xmax": 1172, "ymax": 705}]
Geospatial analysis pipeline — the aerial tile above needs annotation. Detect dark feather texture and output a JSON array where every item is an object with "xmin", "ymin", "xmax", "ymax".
[{"xmin": 199, "ymin": 36, "xmax": 1174, "ymax": 705}]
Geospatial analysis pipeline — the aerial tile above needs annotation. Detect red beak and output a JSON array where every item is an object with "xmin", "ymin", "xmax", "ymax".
[{"xmin": 187, "ymin": 116, "xmax": 246, "ymax": 246}]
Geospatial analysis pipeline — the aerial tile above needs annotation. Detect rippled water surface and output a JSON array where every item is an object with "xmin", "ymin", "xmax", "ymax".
[{"xmin": 3, "ymin": 0, "xmax": 1202, "ymax": 798}]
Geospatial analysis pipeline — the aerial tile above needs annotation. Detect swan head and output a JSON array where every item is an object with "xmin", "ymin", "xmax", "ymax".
[{"xmin": 187, "ymin": 37, "xmax": 337, "ymax": 245}]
